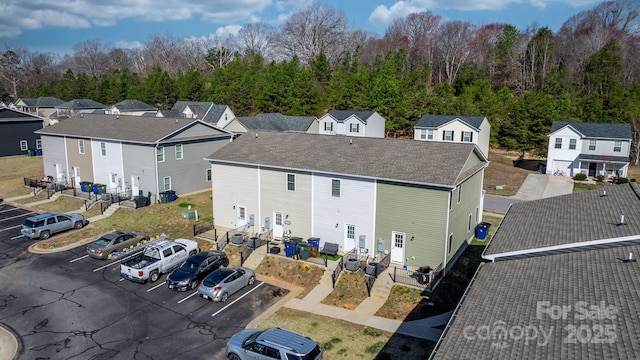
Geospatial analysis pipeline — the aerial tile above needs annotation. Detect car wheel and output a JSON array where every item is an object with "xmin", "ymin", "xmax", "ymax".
[
  {"xmin": 74, "ymin": 221, "xmax": 83, "ymax": 229},
  {"xmin": 228, "ymin": 353, "xmax": 241, "ymax": 360},
  {"xmin": 223, "ymin": 259, "xmax": 229, "ymax": 267},
  {"xmin": 220, "ymin": 292, "xmax": 228, "ymax": 302},
  {"xmin": 190, "ymin": 280, "xmax": 198, "ymax": 290},
  {"xmin": 40, "ymin": 231, "xmax": 50, "ymax": 240},
  {"xmin": 149, "ymin": 271, "xmax": 160, "ymax": 283},
  {"xmin": 248, "ymin": 276, "xmax": 255, "ymax": 286},
  {"xmin": 189, "ymin": 250, "xmax": 197, "ymax": 257}
]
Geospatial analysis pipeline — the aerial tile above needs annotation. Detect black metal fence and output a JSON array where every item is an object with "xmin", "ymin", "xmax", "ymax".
[
  {"xmin": 330, "ymin": 256, "xmax": 344, "ymax": 288},
  {"xmin": 388, "ymin": 264, "xmax": 442, "ymax": 291}
]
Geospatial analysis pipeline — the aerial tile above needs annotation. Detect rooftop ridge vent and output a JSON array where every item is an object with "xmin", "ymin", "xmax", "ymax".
[{"xmin": 617, "ymin": 214, "xmax": 626, "ymax": 226}]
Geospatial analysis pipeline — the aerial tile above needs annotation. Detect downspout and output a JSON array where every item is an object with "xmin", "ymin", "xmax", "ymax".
[
  {"xmin": 443, "ymin": 190, "xmax": 451, "ymax": 277},
  {"xmin": 154, "ymin": 143, "xmax": 160, "ymax": 204}
]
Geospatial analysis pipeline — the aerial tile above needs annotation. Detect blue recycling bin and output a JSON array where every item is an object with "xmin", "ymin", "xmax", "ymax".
[
  {"xmin": 35, "ymin": 149, "xmax": 42, "ymax": 155},
  {"xmin": 475, "ymin": 222, "xmax": 491, "ymax": 240},
  {"xmin": 307, "ymin": 237, "xmax": 320, "ymax": 251},
  {"xmin": 284, "ymin": 241, "xmax": 298, "ymax": 257},
  {"xmin": 168, "ymin": 190, "xmax": 176, "ymax": 202}
]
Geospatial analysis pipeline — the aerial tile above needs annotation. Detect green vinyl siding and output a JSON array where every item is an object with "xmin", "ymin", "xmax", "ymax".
[
  {"xmin": 446, "ymin": 169, "xmax": 484, "ymax": 263},
  {"xmin": 375, "ymin": 181, "xmax": 449, "ymax": 268}
]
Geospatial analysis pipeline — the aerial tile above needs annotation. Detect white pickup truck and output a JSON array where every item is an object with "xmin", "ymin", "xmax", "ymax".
[{"xmin": 120, "ymin": 238, "xmax": 199, "ymax": 283}]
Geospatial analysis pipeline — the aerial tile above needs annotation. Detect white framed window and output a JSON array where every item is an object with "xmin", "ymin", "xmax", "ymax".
[
  {"xmin": 163, "ymin": 176, "xmax": 171, "ymax": 191},
  {"xmin": 100, "ymin": 142, "xmax": 106, "ymax": 156},
  {"xmin": 569, "ymin": 139, "xmax": 576, "ymax": 150},
  {"xmin": 111, "ymin": 173, "xmax": 117, "ymax": 183},
  {"xmin": 589, "ymin": 139, "xmax": 596, "ymax": 151},
  {"xmin": 448, "ymin": 233, "xmax": 453, "ymax": 254},
  {"xmin": 457, "ymin": 184, "xmax": 462, "ymax": 203},
  {"xmin": 35, "ymin": 139, "xmax": 42, "ymax": 149},
  {"xmin": 462, "ymin": 131, "xmax": 473, "ymax": 142},
  {"xmin": 331, "ymin": 179, "xmax": 340, "ymax": 197},
  {"xmin": 427, "ymin": 129, "xmax": 434, "ymax": 140},
  {"xmin": 324, "ymin": 122, "xmax": 333, "ymax": 132},
  {"xmin": 443, "ymin": 130, "xmax": 454, "ymax": 141},
  {"xmin": 420, "ymin": 129, "xmax": 426, "ymax": 140},
  {"xmin": 78, "ymin": 139, "xmax": 85, "ymax": 154},
  {"xmin": 287, "ymin": 173, "xmax": 295, "ymax": 191},
  {"xmin": 20, "ymin": 140, "xmax": 27, "ymax": 151},
  {"xmin": 614, "ymin": 141, "xmax": 622, "ymax": 152},
  {"xmin": 206, "ymin": 168, "xmax": 211, "ymax": 182},
  {"xmin": 347, "ymin": 225, "xmax": 355, "ymax": 240},
  {"xmin": 555, "ymin": 138, "xmax": 562, "ymax": 149},
  {"xmin": 468, "ymin": 213, "xmax": 472, "ymax": 232},
  {"xmin": 350, "ymin": 123, "xmax": 359, "ymax": 133},
  {"xmin": 157, "ymin": 146, "xmax": 164, "ymax": 162},
  {"xmin": 175, "ymin": 144, "xmax": 183, "ymax": 160}
]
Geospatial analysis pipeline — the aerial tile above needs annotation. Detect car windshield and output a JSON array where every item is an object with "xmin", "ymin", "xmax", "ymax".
[
  {"xmin": 178, "ymin": 260, "xmax": 200, "ymax": 274},
  {"xmin": 242, "ymin": 331, "xmax": 262, "ymax": 348},
  {"xmin": 203, "ymin": 270, "xmax": 233, "ymax": 287},
  {"xmin": 93, "ymin": 237, "xmax": 111, "ymax": 247}
]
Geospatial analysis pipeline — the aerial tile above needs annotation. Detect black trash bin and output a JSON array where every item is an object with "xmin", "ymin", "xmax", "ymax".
[{"xmin": 475, "ymin": 222, "xmax": 492, "ymax": 240}]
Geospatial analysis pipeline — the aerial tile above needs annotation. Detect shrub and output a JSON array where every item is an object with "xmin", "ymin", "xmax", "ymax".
[
  {"xmin": 617, "ymin": 177, "xmax": 629, "ymax": 184},
  {"xmin": 573, "ymin": 173, "xmax": 587, "ymax": 181},
  {"xmin": 596, "ymin": 175, "xmax": 605, "ymax": 182}
]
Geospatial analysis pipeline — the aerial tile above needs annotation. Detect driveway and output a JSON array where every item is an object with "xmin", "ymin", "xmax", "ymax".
[{"xmin": 485, "ymin": 174, "xmax": 574, "ymax": 213}]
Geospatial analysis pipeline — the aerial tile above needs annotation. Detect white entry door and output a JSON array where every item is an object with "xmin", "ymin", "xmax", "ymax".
[
  {"xmin": 131, "ymin": 176, "xmax": 140, "ymax": 197},
  {"xmin": 391, "ymin": 231, "xmax": 405, "ymax": 263},
  {"xmin": 237, "ymin": 206, "xmax": 247, "ymax": 227},
  {"xmin": 273, "ymin": 211, "xmax": 283, "ymax": 239},
  {"xmin": 344, "ymin": 224, "xmax": 356, "ymax": 252},
  {"xmin": 54, "ymin": 163, "xmax": 64, "ymax": 182},
  {"xmin": 74, "ymin": 167, "xmax": 81, "ymax": 187}
]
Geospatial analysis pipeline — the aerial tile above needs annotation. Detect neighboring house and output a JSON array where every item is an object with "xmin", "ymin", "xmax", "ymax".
[
  {"xmin": 108, "ymin": 100, "xmax": 157, "ymax": 116},
  {"xmin": 206, "ymin": 132, "xmax": 488, "ymax": 271},
  {"xmin": 35, "ymin": 114, "xmax": 233, "ymax": 200},
  {"xmin": 14, "ymin": 97, "xmax": 64, "ymax": 126},
  {"xmin": 223, "ymin": 113, "xmax": 317, "ymax": 133},
  {"xmin": 165, "ymin": 101, "xmax": 235, "ymax": 127},
  {"xmin": 547, "ymin": 121, "xmax": 632, "ymax": 178},
  {"xmin": 0, "ymin": 108, "xmax": 44, "ymax": 157},
  {"xmin": 54, "ymin": 99, "xmax": 108, "ymax": 121},
  {"xmin": 317, "ymin": 110, "xmax": 386, "ymax": 138},
  {"xmin": 414, "ymin": 115, "xmax": 491, "ymax": 158},
  {"xmin": 430, "ymin": 183, "xmax": 640, "ymax": 359}
]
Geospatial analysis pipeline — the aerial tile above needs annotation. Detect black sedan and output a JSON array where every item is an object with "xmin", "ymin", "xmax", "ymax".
[{"xmin": 166, "ymin": 251, "xmax": 229, "ymax": 291}]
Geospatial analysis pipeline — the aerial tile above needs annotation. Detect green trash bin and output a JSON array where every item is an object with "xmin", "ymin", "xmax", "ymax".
[{"xmin": 297, "ymin": 242, "xmax": 311, "ymax": 260}]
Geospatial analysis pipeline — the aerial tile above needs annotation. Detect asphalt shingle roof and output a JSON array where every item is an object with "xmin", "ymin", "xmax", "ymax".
[
  {"xmin": 551, "ymin": 121, "xmax": 632, "ymax": 139},
  {"xmin": 431, "ymin": 244, "xmax": 640, "ymax": 360},
  {"xmin": 327, "ymin": 110, "xmax": 375, "ymax": 123},
  {"xmin": 236, "ymin": 113, "xmax": 315, "ymax": 132},
  {"xmin": 112, "ymin": 100, "xmax": 157, "ymax": 111},
  {"xmin": 415, "ymin": 115, "xmax": 486, "ymax": 130},
  {"xmin": 206, "ymin": 131, "xmax": 485, "ymax": 186},
  {"xmin": 170, "ymin": 101, "xmax": 228, "ymax": 124},
  {"xmin": 35, "ymin": 113, "xmax": 224, "ymax": 143},
  {"xmin": 19, "ymin": 97, "xmax": 64, "ymax": 107},
  {"xmin": 57, "ymin": 99, "xmax": 108, "ymax": 109},
  {"xmin": 484, "ymin": 183, "xmax": 640, "ymax": 258},
  {"xmin": 0, "ymin": 108, "xmax": 44, "ymax": 122}
]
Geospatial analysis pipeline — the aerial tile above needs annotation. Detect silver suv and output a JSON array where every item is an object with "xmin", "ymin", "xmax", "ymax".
[
  {"xmin": 21, "ymin": 212, "xmax": 88, "ymax": 240},
  {"xmin": 226, "ymin": 327, "xmax": 323, "ymax": 360}
]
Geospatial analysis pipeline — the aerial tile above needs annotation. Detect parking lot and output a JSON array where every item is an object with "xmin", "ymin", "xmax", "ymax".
[{"xmin": 0, "ymin": 202, "xmax": 288, "ymax": 359}]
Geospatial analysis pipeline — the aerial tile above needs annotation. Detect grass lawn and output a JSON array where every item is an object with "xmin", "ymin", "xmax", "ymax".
[{"xmin": 0, "ymin": 155, "xmax": 44, "ymax": 199}]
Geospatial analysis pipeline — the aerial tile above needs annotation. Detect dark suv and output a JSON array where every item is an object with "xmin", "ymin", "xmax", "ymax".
[
  {"xmin": 226, "ymin": 327, "xmax": 323, "ymax": 360},
  {"xmin": 21, "ymin": 212, "xmax": 88, "ymax": 240}
]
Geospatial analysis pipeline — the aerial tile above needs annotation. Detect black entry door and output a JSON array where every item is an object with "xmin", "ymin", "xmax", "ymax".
[{"xmin": 588, "ymin": 162, "xmax": 597, "ymax": 177}]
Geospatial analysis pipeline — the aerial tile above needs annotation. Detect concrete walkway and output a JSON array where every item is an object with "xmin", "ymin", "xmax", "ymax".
[{"xmin": 511, "ymin": 173, "xmax": 574, "ymax": 201}]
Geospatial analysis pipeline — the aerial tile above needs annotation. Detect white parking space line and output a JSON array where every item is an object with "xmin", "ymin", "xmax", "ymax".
[
  {"xmin": 211, "ymin": 282, "xmax": 264, "ymax": 318},
  {"xmin": 3, "ymin": 225, "xmax": 23, "ymax": 232},
  {"xmin": 10, "ymin": 233, "xmax": 24, "ymax": 240},
  {"xmin": 0, "ymin": 208, "xmax": 21, "ymax": 214},
  {"xmin": 178, "ymin": 291, "xmax": 199, "ymax": 304},
  {"xmin": 70, "ymin": 255, "xmax": 89, "ymax": 263},
  {"xmin": 0, "ymin": 212, "xmax": 36, "ymax": 222},
  {"xmin": 147, "ymin": 282, "xmax": 166, "ymax": 292}
]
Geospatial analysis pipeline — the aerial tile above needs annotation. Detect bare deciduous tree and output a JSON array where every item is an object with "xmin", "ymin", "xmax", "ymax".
[
  {"xmin": 0, "ymin": 45, "xmax": 29, "ymax": 99},
  {"xmin": 385, "ymin": 11, "xmax": 441, "ymax": 71},
  {"xmin": 435, "ymin": 20, "xmax": 476, "ymax": 85},
  {"xmin": 235, "ymin": 22, "xmax": 276, "ymax": 59},
  {"xmin": 71, "ymin": 40, "xmax": 111, "ymax": 78}
]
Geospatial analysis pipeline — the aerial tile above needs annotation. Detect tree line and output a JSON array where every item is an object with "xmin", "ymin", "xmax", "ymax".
[{"xmin": 1, "ymin": 1, "xmax": 639, "ymax": 160}]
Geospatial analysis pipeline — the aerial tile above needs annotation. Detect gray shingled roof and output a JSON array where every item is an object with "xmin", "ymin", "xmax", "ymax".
[
  {"xmin": 415, "ymin": 115, "xmax": 486, "ymax": 130},
  {"xmin": 578, "ymin": 154, "xmax": 630, "ymax": 163},
  {"xmin": 327, "ymin": 110, "xmax": 374, "ymax": 123},
  {"xmin": 236, "ymin": 113, "xmax": 315, "ymax": 132},
  {"xmin": 483, "ymin": 183, "xmax": 640, "ymax": 259},
  {"xmin": 19, "ymin": 97, "xmax": 64, "ymax": 107},
  {"xmin": 551, "ymin": 121, "xmax": 632, "ymax": 139},
  {"xmin": 57, "ymin": 99, "xmax": 108, "ymax": 109},
  {"xmin": 112, "ymin": 99, "xmax": 157, "ymax": 111},
  {"xmin": 432, "ymin": 243, "xmax": 640, "ymax": 359},
  {"xmin": 169, "ymin": 101, "xmax": 228, "ymax": 124},
  {"xmin": 35, "ymin": 113, "xmax": 227, "ymax": 144},
  {"xmin": 206, "ymin": 131, "xmax": 485, "ymax": 186},
  {"xmin": 0, "ymin": 108, "xmax": 44, "ymax": 122}
]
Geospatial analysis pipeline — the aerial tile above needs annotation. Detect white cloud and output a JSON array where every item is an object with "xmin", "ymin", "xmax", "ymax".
[
  {"xmin": 368, "ymin": 1, "xmax": 425, "ymax": 27},
  {"xmin": 215, "ymin": 24, "xmax": 243, "ymax": 39}
]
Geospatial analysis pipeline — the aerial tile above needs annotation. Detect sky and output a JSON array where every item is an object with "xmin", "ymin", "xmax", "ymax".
[{"xmin": 0, "ymin": 0, "xmax": 603, "ymax": 56}]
